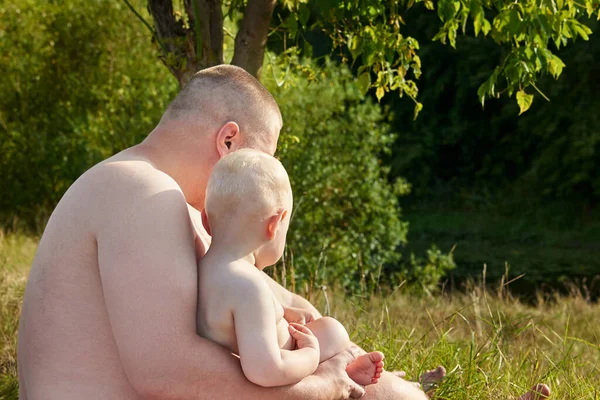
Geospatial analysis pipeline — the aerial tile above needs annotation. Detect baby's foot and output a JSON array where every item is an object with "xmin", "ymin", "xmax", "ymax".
[
  {"xmin": 419, "ymin": 366, "xmax": 446, "ymax": 394},
  {"xmin": 345, "ymin": 351, "xmax": 385, "ymax": 385}
]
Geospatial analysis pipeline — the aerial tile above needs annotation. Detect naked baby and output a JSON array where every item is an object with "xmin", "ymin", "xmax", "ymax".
[{"xmin": 196, "ymin": 149, "xmax": 385, "ymax": 388}]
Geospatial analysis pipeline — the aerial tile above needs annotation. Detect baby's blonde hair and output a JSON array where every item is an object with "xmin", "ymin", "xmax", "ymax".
[{"xmin": 205, "ymin": 149, "xmax": 291, "ymax": 223}]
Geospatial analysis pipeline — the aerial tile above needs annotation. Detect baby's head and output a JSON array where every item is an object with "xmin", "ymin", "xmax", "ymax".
[{"xmin": 204, "ymin": 149, "xmax": 292, "ymax": 269}]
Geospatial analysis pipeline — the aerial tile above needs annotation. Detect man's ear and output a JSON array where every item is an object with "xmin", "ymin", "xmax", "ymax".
[
  {"xmin": 201, "ymin": 210, "xmax": 212, "ymax": 236},
  {"xmin": 216, "ymin": 121, "xmax": 241, "ymax": 157},
  {"xmin": 266, "ymin": 209, "xmax": 287, "ymax": 240}
]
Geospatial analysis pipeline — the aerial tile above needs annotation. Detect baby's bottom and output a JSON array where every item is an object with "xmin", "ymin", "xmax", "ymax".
[{"xmin": 305, "ymin": 317, "xmax": 384, "ymax": 385}]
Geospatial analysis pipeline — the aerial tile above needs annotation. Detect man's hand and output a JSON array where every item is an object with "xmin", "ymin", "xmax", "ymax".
[
  {"xmin": 284, "ymin": 306, "xmax": 319, "ymax": 324},
  {"xmin": 314, "ymin": 346, "xmax": 366, "ymax": 399}
]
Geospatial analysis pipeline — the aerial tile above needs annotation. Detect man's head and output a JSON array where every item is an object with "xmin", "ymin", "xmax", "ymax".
[
  {"xmin": 161, "ymin": 64, "xmax": 282, "ymax": 155},
  {"xmin": 146, "ymin": 65, "xmax": 283, "ymax": 208},
  {"xmin": 204, "ymin": 149, "xmax": 292, "ymax": 269}
]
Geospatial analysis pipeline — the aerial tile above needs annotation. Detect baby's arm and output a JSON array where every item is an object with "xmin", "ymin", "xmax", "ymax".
[{"xmin": 231, "ymin": 270, "xmax": 321, "ymax": 387}]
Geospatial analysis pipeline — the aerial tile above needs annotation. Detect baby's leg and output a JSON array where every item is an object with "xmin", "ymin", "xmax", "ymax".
[
  {"xmin": 305, "ymin": 317, "xmax": 384, "ymax": 385},
  {"xmin": 304, "ymin": 317, "xmax": 351, "ymax": 361}
]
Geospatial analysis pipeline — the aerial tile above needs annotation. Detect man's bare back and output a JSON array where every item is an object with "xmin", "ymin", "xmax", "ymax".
[{"xmin": 18, "ymin": 150, "xmax": 200, "ymax": 399}]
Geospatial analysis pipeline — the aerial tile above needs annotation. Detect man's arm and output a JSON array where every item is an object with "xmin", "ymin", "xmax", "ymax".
[
  {"xmin": 261, "ymin": 271, "xmax": 322, "ymax": 317},
  {"xmin": 231, "ymin": 271, "xmax": 319, "ymax": 387},
  {"xmin": 92, "ymin": 165, "xmax": 359, "ymax": 399}
]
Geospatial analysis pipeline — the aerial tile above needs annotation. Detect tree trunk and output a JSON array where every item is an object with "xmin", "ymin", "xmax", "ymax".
[
  {"xmin": 148, "ymin": 0, "xmax": 224, "ymax": 87},
  {"xmin": 232, "ymin": 0, "xmax": 276, "ymax": 78}
]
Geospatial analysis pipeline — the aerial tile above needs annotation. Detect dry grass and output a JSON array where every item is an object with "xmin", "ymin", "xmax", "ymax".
[{"xmin": 0, "ymin": 230, "xmax": 36, "ymax": 398}]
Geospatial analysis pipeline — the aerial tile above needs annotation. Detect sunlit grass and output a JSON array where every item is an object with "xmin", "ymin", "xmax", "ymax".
[
  {"xmin": 0, "ymin": 230, "xmax": 36, "ymax": 398},
  {"xmin": 2, "ymin": 230, "xmax": 600, "ymax": 399}
]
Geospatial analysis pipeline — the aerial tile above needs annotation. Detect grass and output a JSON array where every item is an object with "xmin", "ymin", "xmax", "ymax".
[
  {"xmin": 0, "ymin": 230, "xmax": 36, "ymax": 398},
  {"xmin": 2, "ymin": 230, "xmax": 600, "ymax": 399}
]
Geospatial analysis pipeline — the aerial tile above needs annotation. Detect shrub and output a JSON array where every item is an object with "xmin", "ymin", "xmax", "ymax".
[
  {"xmin": 0, "ymin": 0, "xmax": 178, "ymax": 224},
  {"xmin": 263, "ymin": 58, "xmax": 410, "ymax": 291}
]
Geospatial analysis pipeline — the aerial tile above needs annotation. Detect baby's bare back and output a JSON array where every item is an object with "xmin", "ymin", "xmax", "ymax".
[{"xmin": 196, "ymin": 257, "xmax": 294, "ymax": 353}]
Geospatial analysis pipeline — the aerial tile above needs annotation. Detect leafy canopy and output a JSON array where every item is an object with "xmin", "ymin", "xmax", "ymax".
[{"xmin": 274, "ymin": 0, "xmax": 599, "ymax": 116}]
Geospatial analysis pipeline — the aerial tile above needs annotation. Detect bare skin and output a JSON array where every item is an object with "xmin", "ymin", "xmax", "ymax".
[
  {"xmin": 17, "ymin": 136, "xmax": 428, "ymax": 399},
  {"xmin": 17, "ymin": 148, "xmax": 362, "ymax": 400},
  {"xmin": 197, "ymin": 156, "xmax": 384, "ymax": 389},
  {"xmin": 284, "ymin": 308, "xmax": 384, "ymax": 385},
  {"xmin": 517, "ymin": 384, "xmax": 551, "ymax": 400},
  {"xmin": 17, "ymin": 65, "xmax": 436, "ymax": 400}
]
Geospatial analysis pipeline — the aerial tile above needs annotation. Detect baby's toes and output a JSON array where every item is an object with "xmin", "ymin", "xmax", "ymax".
[{"xmin": 369, "ymin": 351, "xmax": 385, "ymax": 364}]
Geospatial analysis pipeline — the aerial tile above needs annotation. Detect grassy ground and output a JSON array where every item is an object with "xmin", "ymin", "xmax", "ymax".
[
  {"xmin": 2, "ymin": 230, "xmax": 600, "ymax": 399},
  {"xmin": 0, "ymin": 230, "xmax": 36, "ymax": 398}
]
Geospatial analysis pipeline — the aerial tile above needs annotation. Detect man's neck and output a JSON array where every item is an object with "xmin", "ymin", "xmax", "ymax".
[{"xmin": 137, "ymin": 126, "xmax": 210, "ymax": 208}]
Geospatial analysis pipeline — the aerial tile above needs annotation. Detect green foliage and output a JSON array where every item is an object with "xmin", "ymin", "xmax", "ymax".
[
  {"xmin": 0, "ymin": 0, "xmax": 177, "ymax": 223},
  {"xmin": 273, "ymin": 0, "xmax": 599, "ymax": 116},
  {"xmin": 263, "ymin": 57, "xmax": 409, "ymax": 290},
  {"xmin": 402, "ymin": 208, "xmax": 600, "ymax": 297},
  {"xmin": 389, "ymin": 12, "xmax": 600, "ymax": 205},
  {"xmin": 402, "ymin": 245, "xmax": 456, "ymax": 294}
]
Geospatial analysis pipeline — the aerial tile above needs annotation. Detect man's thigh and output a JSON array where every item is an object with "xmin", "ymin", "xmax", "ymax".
[{"xmin": 363, "ymin": 371, "xmax": 428, "ymax": 400}]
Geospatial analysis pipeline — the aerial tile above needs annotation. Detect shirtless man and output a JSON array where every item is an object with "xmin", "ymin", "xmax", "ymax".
[
  {"xmin": 17, "ymin": 64, "xmax": 549, "ymax": 400},
  {"xmin": 17, "ymin": 65, "xmax": 428, "ymax": 400}
]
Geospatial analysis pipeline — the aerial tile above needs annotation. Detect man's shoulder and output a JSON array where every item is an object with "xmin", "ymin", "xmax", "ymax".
[
  {"xmin": 87, "ymin": 157, "xmax": 179, "ymax": 194},
  {"xmin": 71, "ymin": 156, "xmax": 188, "ymax": 235}
]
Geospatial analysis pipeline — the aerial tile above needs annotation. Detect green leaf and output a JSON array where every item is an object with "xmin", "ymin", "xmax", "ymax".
[
  {"xmin": 349, "ymin": 35, "xmax": 362, "ymax": 59},
  {"xmin": 586, "ymin": 1, "xmax": 594, "ymax": 17},
  {"xmin": 284, "ymin": 14, "xmax": 298, "ymax": 37},
  {"xmin": 572, "ymin": 22, "xmax": 591, "ymax": 40},
  {"xmin": 516, "ymin": 90, "xmax": 534, "ymax": 114},
  {"xmin": 477, "ymin": 83, "xmax": 487, "ymax": 107},
  {"xmin": 548, "ymin": 55, "xmax": 565, "ymax": 79},
  {"xmin": 413, "ymin": 102, "xmax": 423, "ymax": 120},
  {"xmin": 298, "ymin": 3, "xmax": 310, "ymax": 28},
  {"xmin": 376, "ymin": 86, "xmax": 385, "ymax": 101},
  {"xmin": 481, "ymin": 18, "xmax": 491, "ymax": 35},
  {"xmin": 358, "ymin": 72, "xmax": 371, "ymax": 95}
]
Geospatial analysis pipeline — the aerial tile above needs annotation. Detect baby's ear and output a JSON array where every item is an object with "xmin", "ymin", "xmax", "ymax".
[
  {"xmin": 201, "ymin": 210, "xmax": 211, "ymax": 236},
  {"xmin": 266, "ymin": 209, "xmax": 286, "ymax": 240}
]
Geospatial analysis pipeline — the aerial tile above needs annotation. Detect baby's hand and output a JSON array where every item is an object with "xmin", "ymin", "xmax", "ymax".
[
  {"xmin": 288, "ymin": 322, "xmax": 320, "ymax": 353},
  {"xmin": 284, "ymin": 306, "xmax": 318, "ymax": 325}
]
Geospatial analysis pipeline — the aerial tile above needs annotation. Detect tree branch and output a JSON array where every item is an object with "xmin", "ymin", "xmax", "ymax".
[
  {"xmin": 147, "ymin": 0, "xmax": 189, "ymax": 85},
  {"xmin": 148, "ymin": 0, "xmax": 223, "ymax": 87},
  {"xmin": 232, "ymin": 0, "xmax": 276, "ymax": 78}
]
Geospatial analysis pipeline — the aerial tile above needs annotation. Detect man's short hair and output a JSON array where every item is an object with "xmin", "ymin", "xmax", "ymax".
[
  {"xmin": 162, "ymin": 65, "xmax": 281, "ymax": 146},
  {"xmin": 205, "ymin": 149, "xmax": 291, "ymax": 223}
]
